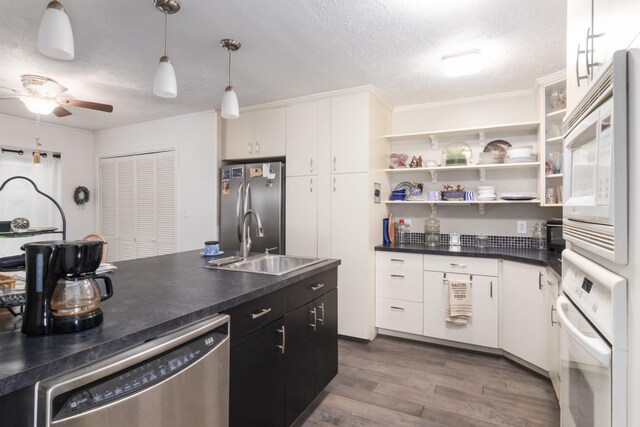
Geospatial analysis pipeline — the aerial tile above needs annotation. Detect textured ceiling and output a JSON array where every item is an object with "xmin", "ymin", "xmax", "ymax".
[{"xmin": 0, "ymin": 0, "xmax": 566, "ymax": 131}]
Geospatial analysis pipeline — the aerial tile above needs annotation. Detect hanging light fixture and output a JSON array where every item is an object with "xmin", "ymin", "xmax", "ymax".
[
  {"xmin": 152, "ymin": 0, "xmax": 181, "ymax": 98},
  {"xmin": 37, "ymin": 0, "xmax": 75, "ymax": 61},
  {"xmin": 220, "ymin": 39, "xmax": 241, "ymax": 119}
]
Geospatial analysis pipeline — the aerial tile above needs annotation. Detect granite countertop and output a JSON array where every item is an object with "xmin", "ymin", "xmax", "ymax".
[
  {"xmin": 0, "ymin": 250, "xmax": 340, "ymax": 397},
  {"xmin": 376, "ymin": 243, "xmax": 562, "ymax": 276}
]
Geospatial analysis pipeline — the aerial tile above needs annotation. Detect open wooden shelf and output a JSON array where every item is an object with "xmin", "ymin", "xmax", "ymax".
[
  {"xmin": 545, "ymin": 173, "xmax": 563, "ymax": 179},
  {"xmin": 545, "ymin": 136, "xmax": 563, "ymax": 144},
  {"xmin": 385, "ymin": 161, "xmax": 540, "ymax": 174},
  {"xmin": 546, "ymin": 109, "xmax": 567, "ymax": 120},
  {"xmin": 385, "ymin": 200, "xmax": 541, "ymax": 205},
  {"xmin": 384, "ymin": 121, "xmax": 540, "ymax": 142}
]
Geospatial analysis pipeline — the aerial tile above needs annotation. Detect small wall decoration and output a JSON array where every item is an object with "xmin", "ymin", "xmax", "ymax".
[{"xmin": 73, "ymin": 186, "xmax": 90, "ymax": 206}]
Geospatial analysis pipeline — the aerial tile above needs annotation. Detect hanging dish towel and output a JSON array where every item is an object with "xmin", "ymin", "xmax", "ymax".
[{"xmin": 446, "ymin": 280, "xmax": 472, "ymax": 325}]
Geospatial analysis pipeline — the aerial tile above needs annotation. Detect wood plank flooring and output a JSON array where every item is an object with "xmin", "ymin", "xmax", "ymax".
[{"xmin": 294, "ymin": 336, "xmax": 560, "ymax": 427}]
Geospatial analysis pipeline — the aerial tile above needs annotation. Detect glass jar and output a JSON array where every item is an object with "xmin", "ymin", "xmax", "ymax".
[
  {"xmin": 532, "ymin": 222, "xmax": 546, "ymax": 250},
  {"xmin": 424, "ymin": 214, "xmax": 440, "ymax": 246},
  {"xmin": 397, "ymin": 219, "xmax": 410, "ymax": 244},
  {"xmin": 476, "ymin": 233, "xmax": 489, "ymax": 248}
]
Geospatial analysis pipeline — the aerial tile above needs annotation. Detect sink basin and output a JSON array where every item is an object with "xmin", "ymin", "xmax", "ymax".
[{"xmin": 207, "ymin": 254, "xmax": 323, "ymax": 275}]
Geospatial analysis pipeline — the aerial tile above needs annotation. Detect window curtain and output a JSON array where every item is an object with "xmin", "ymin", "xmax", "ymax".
[{"xmin": 0, "ymin": 149, "xmax": 62, "ymax": 257}]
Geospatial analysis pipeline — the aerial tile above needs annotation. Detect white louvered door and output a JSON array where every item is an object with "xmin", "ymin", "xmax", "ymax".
[
  {"xmin": 99, "ymin": 159, "xmax": 119, "ymax": 262},
  {"xmin": 99, "ymin": 151, "xmax": 176, "ymax": 261},
  {"xmin": 155, "ymin": 152, "xmax": 176, "ymax": 255}
]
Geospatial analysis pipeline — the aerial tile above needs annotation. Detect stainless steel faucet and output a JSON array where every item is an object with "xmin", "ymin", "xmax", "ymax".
[{"xmin": 241, "ymin": 209, "xmax": 264, "ymax": 260}]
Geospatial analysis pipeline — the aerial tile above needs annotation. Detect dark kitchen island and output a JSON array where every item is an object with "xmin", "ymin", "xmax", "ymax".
[{"xmin": 0, "ymin": 250, "xmax": 340, "ymax": 427}]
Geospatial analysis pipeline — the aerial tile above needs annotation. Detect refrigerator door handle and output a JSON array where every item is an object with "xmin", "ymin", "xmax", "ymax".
[
  {"xmin": 244, "ymin": 182, "xmax": 253, "ymax": 251},
  {"xmin": 236, "ymin": 182, "xmax": 244, "ymax": 242}
]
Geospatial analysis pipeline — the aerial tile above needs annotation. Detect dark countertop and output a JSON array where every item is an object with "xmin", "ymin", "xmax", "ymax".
[
  {"xmin": 0, "ymin": 250, "xmax": 340, "ymax": 397},
  {"xmin": 376, "ymin": 244, "xmax": 562, "ymax": 276}
]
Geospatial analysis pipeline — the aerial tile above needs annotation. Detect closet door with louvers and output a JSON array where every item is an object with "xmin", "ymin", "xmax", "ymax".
[{"xmin": 99, "ymin": 151, "xmax": 176, "ymax": 261}]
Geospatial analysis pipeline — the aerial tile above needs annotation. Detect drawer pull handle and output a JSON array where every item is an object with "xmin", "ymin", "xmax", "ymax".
[
  {"xmin": 317, "ymin": 302, "xmax": 325, "ymax": 325},
  {"xmin": 551, "ymin": 306, "xmax": 558, "ymax": 326},
  {"xmin": 539, "ymin": 272, "xmax": 543, "ymax": 290},
  {"xmin": 251, "ymin": 307, "xmax": 272, "ymax": 320},
  {"xmin": 311, "ymin": 283, "xmax": 325, "ymax": 291},
  {"xmin": 450, "ymin": 263, "xmax": 467, "ymax": 268},
  {"xmin": 276, "ymin": 326, "xmax": 286, "ymax": 354},
  {"xmin": 390, "ymin": 274, "xmax": 405, "ymax": 278},
  {"xmin": 308, "ymin": 307, "xmax": 317, "ymax": 330},
  {"xmin": 390, "ymin": 306, "xmax": 405, "ymax": 311},
  {"xmin": 490, "ymin": 281, "xmax": 493, "ymax": 298},
  {"xmin": 390, "ymin": 258, "xmax": 405, "ymax": 262}
]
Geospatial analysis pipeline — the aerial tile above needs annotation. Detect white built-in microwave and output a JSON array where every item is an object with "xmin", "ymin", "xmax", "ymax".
[{"xmin": 563, "ymin": 50, "xmax": 628, "ymax": 264}]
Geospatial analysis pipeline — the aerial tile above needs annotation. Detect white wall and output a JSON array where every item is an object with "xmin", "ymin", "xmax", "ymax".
[
  {"xmin": 93, "ymin": 110, "xmax": 218, "ymax": 252},
  {"xmin": 389, "ymin": 90, "xmax": 561, "ymax": 236},
  {"xmin": 0, "ymin": 114, "xmax": 95, "ymax": 241},
  {"xmin": 392, "ymin": 89, "xmax": 537, "ymax": 134}
]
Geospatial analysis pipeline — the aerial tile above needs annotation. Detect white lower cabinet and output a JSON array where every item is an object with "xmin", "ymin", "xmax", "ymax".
[
  {"xmin": 376, "ymin": 298, "xmax": 423, "ymax": 335},
  {"xmin": 423, "ymin": 271, "xmax": 499, "ymax": 349},
  {"xmin": 544, "ymin": 269, "xmax": 561, "ymax": 392},
  {"xmin": 502, "ymin": 261, "xmax": 549, "ymax": 371},
  {"xmin": 375, "ymin": 252, "xmax": 423, "ymax": 335}
]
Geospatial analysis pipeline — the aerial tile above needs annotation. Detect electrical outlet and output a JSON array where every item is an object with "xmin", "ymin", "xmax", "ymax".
[
  {"xmin": 404, "ymin": 219, "xmax": 412, "ymax": 228},
  {"xmin": 517, "ymin": 220, "xmax": 528, "ymax": 234}
]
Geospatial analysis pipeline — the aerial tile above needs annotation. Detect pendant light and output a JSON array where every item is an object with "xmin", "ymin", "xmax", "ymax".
[
  {"xmin": 220, "ymin": 39, "xmax": 241, "ymax": 119},
  {"xmin": 37, "ymin": 0, "xmax": 74, "ymax": 60},
  {"xmin": 152, "ymin": 0, "xmax": 181, "ymax": 98}
]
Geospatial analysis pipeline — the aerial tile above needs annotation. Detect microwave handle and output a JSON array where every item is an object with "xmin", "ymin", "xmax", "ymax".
[
  {"xmin": 556, "ymin": 295, "xmax": 611, "ymax": 366},
  {"xmin": 566, "ymin": 107, "xmax": 599, "ymax": 149}
]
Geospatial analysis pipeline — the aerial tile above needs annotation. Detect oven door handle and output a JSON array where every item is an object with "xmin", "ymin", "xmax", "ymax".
[{"xmin": 556, "ymin": 295, "xmax": 611, "ymax": 366}]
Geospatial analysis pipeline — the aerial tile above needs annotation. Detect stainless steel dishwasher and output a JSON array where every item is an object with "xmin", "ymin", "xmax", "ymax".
[{"xmin": 35, "ymin": 314, "xmax": 230, "ymax": 427}]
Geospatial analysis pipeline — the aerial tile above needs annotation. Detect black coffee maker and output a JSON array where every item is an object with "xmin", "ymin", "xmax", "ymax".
[{"xmin": 22, "ymin": 241, "xmax": 113, "ymax": 335}]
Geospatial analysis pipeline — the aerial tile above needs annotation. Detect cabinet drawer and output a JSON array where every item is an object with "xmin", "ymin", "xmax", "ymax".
[
  {"xmin": 225, "ymin": 288, "xmax": 285, "ymax": 344},
  {"xmin": 424, "ymin": 255, "xmax": 498, "ymax": 276},
  {"xmin": 286, "ymin": 268, "xmax": 337, "ymax": 312},
  {"xmin": 376, "ymin": 252, "xmax": 423, "ymax": 272},
  {"xmin": 376, "ymin": 267, "xmax": 422, "ymax": 302},
  {"xmin": 375, "ymin": 297, "xmax": 423, "ymax": 335}
]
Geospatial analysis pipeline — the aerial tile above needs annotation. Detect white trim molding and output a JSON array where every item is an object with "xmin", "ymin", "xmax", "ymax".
[{"xmin": 393, "ymin": 89, "xmax": 536, "ymax": 113}]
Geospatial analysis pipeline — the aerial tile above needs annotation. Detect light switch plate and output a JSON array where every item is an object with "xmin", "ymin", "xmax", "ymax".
[
  {"xmin": 374, "ymin": 183, "xmax": 381, "ymax": 204},
  {"xmin": 517, "ymin": 220, "xmax": 528, "ymax": 234}
]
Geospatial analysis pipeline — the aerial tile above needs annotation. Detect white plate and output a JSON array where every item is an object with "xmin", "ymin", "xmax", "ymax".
[
  {"xmin": 500, "ymin": 194, "xmax": 537, "ymax": 200},
  {"xmin": 477, "ymin": 196, "xmax": 497, "ymax": 201},
  {"xmin": 200, "ymin": 251, "xmax": 224, "ymax": 257}
]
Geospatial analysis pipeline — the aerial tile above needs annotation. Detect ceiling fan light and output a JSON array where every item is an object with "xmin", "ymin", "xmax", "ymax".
[
  {"xmin": 442, "ymin": 49, "xmax": 482, "ymax": 78},
  {"xmin": 20, "ymin": 97, "xmax": 58, "ymax": 115},
  {"xmin": 37, "ymin": 0, "xmax": 75, "ymax": 61},
  {"xmin": 221, "ymin": 86, "xmax": 239, "ymax": 119},
  {"xmin": 153, "ymin": 56, "xmax": 177, "ymax": 98}
]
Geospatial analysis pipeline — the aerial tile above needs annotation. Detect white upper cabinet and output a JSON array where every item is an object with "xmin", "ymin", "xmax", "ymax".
[
  {"xmin": 566, "ymin": 0, "xmax": 640, "ymax": 112},
  {"xmin": 223, "ymin": 107, "xmax": 285, "ymax": 160},
  {"xmin": 330, "ymin": 92, "xmax": 369, "ymax": 174},
  {"xmin": 285, "ymin": 102, "xmax": 318, "ymax": 177},
  {"xmin": 285, "ymin": 176, "xmax": 318, "ymax": 258}
]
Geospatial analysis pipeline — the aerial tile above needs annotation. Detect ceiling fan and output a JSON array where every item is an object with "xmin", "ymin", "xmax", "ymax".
[{"xmin": 0, "ymin": 74, "xmax": 113, "ymax": 117}]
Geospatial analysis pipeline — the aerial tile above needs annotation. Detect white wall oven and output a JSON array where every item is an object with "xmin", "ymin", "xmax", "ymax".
[
  {"xmin": 557, "ymin": 250, "xmax": 627, "ymax": 427},
  {"xmin": 563, "ymin": 50, "xmax": 628, "ymax": 264}
]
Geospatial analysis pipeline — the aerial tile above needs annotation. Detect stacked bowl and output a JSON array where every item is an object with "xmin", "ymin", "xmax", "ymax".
[
  {"xmin": 477, "ymin": 186, "xmax": 496, "ymax": 201},
  {"xmin": 391, "ymin": 189, "xmax": 406, "ymax": 201}
]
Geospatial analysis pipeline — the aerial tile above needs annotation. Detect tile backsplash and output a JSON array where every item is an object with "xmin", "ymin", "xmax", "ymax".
[{"xmin": 402, "ymin": 232, "xmax": 545, "ymax": 249}]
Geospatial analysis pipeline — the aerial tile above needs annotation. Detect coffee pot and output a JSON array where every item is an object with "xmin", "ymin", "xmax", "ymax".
[{"xmin": 22, "ymin": 241, "xmax": 113, "ymax": 335}]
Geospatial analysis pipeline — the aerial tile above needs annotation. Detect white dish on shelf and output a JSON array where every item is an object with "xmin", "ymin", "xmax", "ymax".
[
  {"xmin": 200, "ymin": 251, "xmax": 225, "ymax": 257},
  {"xmin": 504, "ymin": 155, "xmax": 537, "ymax": 163},
  {"xmin": 500, "ymin": 193, "xmax": 537, "ymax": 200},
  {"xmin": 477, "ymin": 196, "xmax": 497, "ymax": 201}
]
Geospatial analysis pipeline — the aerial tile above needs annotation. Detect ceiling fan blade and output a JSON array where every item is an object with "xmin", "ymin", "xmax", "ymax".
[
  {"xmin": 0, "ymin": 85, "xmax": 21, "ymax": 94},
  {"xmin": 0, "ymin": 96, "xmax": 21, "ymax": 100},
  {"xmin": 58, "ymin": 98, "xmax": 113, "ymax": 113},
  {"xmin": 53, "ymin": 106, "xmax": 72, "ymax": 117}
]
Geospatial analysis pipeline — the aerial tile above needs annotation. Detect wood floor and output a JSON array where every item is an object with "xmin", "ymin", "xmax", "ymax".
[{"xmin": 295, "ymin": 336, "xmax": 560, "ymax": 427}]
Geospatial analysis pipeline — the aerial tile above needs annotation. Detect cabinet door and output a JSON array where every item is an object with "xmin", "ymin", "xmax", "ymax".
[
  {"xmin": 117, "ymin": 157, "xmax": 137, "ymax": 261},
  {"xmin": 544, "ymin": 272, "xmax": 560, "ymax": 382},
  {"xmin": 502, "ymin": 261, "xmax": 549, "ymax": 370},
  {"xmin": 254, "ymin": 108, "xmax": 286, "ymax": 157},
  {"xmin": 566, "ymin": 0, "xmax": 593, "ymax": 113},
  {"xmin": 230, "ymin": 319, "xmax": 285, "ymax": 427},
  {"xmin": 285, "ymin": 301, "xmax": 318, "ymax": 426},
  {"xmin": 223, "ymin": 113, "xmax": 254, "ymax": 160},
  {"xmin": 423, "ymin": 272, "xmax": 499, "ymax": 348},
  {"xmin": 330, "ymin": 173, "xmax": 371, "ymax": 339},
  {"xmin": 330, "ymin": 93, "xmax": 369, "ymax": 173},
  {"xmin": 285, "ymin": 176, "xmax": 318, "ymax": 257},
  {"xmin": 314, "ymin": 289, "xmax": 338, "ymax": 393},
  {"xmin": 99, "ymin": 159, "xmax": 119, "ymax": 262},
  {"xmin": 286, "ymin": 102, "xmax": 318, "ymax": 177}
]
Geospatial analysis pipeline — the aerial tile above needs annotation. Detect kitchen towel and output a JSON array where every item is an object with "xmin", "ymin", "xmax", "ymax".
[{"xmin": 446, "ymin": 279, "xmax": 472, "ymax": 325}]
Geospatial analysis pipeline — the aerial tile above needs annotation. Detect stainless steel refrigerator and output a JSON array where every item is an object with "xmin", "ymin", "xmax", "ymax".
[{"xmin": 219, "ymin": 162, "xmax": 285, "ymax": 254}]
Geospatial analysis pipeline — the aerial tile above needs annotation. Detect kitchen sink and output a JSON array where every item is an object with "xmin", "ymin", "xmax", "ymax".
[{"xmin": 207, "ymin": 254, "xmax": 323, "ymax": 275}]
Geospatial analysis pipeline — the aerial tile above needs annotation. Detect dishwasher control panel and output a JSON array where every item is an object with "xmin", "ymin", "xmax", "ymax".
[{"xmin": 52, "ymin": 326, "xmax": 227, "ymax": 420}]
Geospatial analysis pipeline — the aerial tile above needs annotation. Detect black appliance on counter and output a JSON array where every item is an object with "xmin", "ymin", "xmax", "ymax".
[
  {"xmin": 546, "ymin": 219, "xmax": 565, "ymax": 251},
  {"xmin": 22, "ymin": 241, "xmax": 113, "ymax": 335}
]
